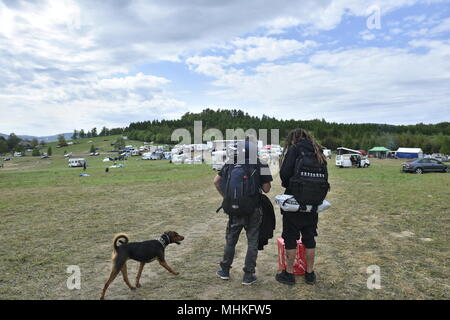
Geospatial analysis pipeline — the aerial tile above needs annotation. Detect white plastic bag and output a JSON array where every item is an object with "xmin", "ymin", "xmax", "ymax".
[{"xmin": 275, "ymin": 195, "xmax": 331, "ymax": 213}]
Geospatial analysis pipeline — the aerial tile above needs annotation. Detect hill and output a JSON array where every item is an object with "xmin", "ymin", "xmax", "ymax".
[{"xmin": 0, "ymin": 132, "xmax": 72, "ymax": 143}]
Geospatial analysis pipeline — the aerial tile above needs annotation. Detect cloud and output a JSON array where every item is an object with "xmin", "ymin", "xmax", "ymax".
[
  {"xmin": 1, "ymin": 0, "xmax": 450, "ymax": 135},
  {"xmin": 430, "ymin": 17, "xmax": 450, "ymax": 34},
  {"xmin": 189, "ymin": 40, "xmax": 450, "ymax": 124},
  {"xmin": 186, "ymin": 37, "xmax": 318, "ymax": 78},
  {"xmin": 360, "ymin": 30, "xmax": 377, "ymax": 40}
]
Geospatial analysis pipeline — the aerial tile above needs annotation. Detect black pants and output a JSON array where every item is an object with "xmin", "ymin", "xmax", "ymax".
[{"xmin": 281, "ymin": 210, "xmax": 318, "ymax": 249}]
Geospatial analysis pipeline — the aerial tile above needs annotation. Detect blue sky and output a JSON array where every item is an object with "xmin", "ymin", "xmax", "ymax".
[{"xmin": 0, "ymin": 0, "xmax": 449, "ymax": 136}]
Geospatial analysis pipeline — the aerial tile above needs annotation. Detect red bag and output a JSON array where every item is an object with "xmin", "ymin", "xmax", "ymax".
[{"xmin": 277, "ymin": 238, "xmax": 307, "ymax": 275}]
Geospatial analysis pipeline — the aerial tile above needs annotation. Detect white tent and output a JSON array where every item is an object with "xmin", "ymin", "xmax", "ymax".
[{"xmin": 396, "ymin": 148, "xmax": 423, "ymax": 159}]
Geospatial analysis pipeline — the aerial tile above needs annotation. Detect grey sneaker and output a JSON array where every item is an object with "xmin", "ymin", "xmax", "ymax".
[
  {"xmin": 242, "ymin": 273, "xmax": 257, "ymax": 285},
  {"xmin": 216, "ymin": 269, "xmax": 230, "ymax": 280}
]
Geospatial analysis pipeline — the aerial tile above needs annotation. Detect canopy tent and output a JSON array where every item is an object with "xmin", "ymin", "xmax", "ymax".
[{"xmin": 368, "ymin": 146, "xmax": 391, "ymax": 158}]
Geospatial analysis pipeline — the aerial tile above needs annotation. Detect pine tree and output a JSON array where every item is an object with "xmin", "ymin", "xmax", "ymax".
[
  {"xmin": 0, "ymin": 138, "xmax": 8, "ymax": 154},
  {"xmin": 58, "ymin": 134, "xmax": 68, "ymax": 147}
]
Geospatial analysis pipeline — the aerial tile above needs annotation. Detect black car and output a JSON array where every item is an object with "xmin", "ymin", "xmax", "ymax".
[{"xmin": 402, "ymin": 158, "xmax": 449, "ymax": 174}]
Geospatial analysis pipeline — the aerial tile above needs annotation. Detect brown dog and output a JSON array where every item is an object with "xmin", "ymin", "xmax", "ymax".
[{"xmin": 100, "ymin": 231, "xmax": 184, "ymax": 299}]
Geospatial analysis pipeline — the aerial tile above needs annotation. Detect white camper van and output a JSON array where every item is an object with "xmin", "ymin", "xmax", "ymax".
[
  {"xmin": 171, "ymin": 154, "xmax": 185, "ymax": 164},
  {"xmin": 210, "ymin": 140, "xmax": 244, "ymax": 170},
  {"xmin": 336, "ymin": 147, "xmax": 370, "ymax": 168},
  {"xmin": 68, "ymin": 158, "xmax": 87, "ymax": 168}
]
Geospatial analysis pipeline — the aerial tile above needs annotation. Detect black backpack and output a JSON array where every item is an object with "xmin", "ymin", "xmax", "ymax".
[
  {"xmin": 220, "ymin": 163, "xmax": 260, "ymax": 216},
  {"xmin": 289, "ymin": 151, "xmax": 329, "ymax": 208}
]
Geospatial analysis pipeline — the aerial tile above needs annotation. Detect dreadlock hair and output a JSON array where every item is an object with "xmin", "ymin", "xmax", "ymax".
[{"xmin": 281, "ymin": 128, "xmax": 327, "ymax": 164}]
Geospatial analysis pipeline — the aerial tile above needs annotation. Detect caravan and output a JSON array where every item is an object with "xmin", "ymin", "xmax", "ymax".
[
  {"xmin": 336, "ymin": 147, "xmax": 370, "ymax": 168},
  {"xmin": 68, "ymin": 158, "xmax": 87, "ymax": 168}
]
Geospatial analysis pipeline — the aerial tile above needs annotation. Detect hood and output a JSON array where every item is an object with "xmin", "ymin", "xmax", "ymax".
[{"xmin": 295, "ymin": 139, "xmax": 315, "ymax": 153}]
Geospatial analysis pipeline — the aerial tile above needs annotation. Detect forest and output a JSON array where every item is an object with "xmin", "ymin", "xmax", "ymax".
[
  {"xmin": 2, "ymin": 109, "xmax": 450, "ymax": 154},
  {"xmin": 122, "ymin": 109, "xmax": 450, "ymax": 154}
]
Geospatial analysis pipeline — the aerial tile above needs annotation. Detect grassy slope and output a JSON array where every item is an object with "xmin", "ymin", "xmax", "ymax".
[{"xmin": 0, "ymin": 150, "xmax": 449, "ymax": 300}]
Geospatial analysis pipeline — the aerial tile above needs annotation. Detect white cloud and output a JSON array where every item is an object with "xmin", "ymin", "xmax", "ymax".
[
  {"xmin": 186, "ymin": 37, "xmax": 318, "ymax": 79},
  {"xmin": 430, "ymin": 17, "xmax": 450, "ymax": 34},
  {"xmin": 189, "ymin": 40, "xmax": 450, "ymax": 124},
  {"xmin": 360, "ymin": 30, "xmax": 377, "ymax": 40},
  {"xmin": 228, "ymin": 37, "xmax": 317, "ymax": 64},
  {"xmin": 1, "ymin": 0, "xmax": 450, "ymax": 135}
]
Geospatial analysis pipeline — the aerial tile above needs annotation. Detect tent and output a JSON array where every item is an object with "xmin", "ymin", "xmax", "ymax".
[
  {"xmin": 396, "ymin": 147, "xmax": 423, "ymax": 159},
  {"xmin": 368, "ymin": 146, "xmax": 391, "ymax": 158}
]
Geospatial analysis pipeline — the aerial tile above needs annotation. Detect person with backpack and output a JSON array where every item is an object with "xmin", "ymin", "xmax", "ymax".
[
  {"xmin": 214, "ymin": 139, "xmax": 273, "ymax": 285},
  {"xmin": 275, "ymin": 128, "xmax": 329, "ymax": 286}
]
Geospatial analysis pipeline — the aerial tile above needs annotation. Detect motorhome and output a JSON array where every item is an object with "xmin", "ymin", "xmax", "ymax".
[
  {"xmin": 68, "ymin": 158, "xmax": 87, "ymax": 168},
  {"xmin": 142, "ymin": 152, "xmax": 162, "ymax": 160},
  {"xmin": 323, "ymin": 149, "xmax": 332, "ymax": 159},
  {"xmin": 150, "ymin": 151, "xmax": 164, "ymax": 160},
  {"xmin": 336, "ymin": 147, "xmax": 370, "ymax": 168},
  {"xmin": 184, "ymin": 155, "xmax": 203, "ymax": 164},
  {"xmin": 171, "ymin": 154, "xmax": 186, "ymax": 164}
]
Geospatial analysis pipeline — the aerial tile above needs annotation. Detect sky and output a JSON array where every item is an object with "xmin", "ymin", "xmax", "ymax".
[{"xmin": 0, "ymin": 0, "xmax": 450, "ymax": 136}]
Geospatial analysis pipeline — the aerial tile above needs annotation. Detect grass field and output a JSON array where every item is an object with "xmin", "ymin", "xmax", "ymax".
[{"xmin": 0, "ymin": 144, "xmax": 449, "ymax": 300}]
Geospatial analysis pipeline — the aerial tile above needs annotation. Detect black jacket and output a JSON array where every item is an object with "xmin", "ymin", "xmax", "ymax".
[{"xmin": 258, "ymin": 194, "xmax": 276, "ymax": 250}]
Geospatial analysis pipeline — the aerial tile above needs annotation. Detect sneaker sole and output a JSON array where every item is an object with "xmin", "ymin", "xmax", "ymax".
[
  {"xmin": 216, "ymin": 272, "xmax": 230, "ymax": 280},
  {"xmin": 275, "ymin": 276, "xmax": 295, "ymax": 286},
  {"xmin": 241, "ymin": 280, "xmax": 257, "ymax": 285}
]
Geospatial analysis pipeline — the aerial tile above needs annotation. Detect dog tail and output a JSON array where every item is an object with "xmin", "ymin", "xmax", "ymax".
[{"xmin": 113, "ymin": 233, "xmax": 129, "ymax": 252}]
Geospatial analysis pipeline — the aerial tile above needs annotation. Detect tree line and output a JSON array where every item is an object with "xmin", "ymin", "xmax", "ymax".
[
  {"xmin": 121, "ymin": 109, "xmax": 450, "ymax": 154},
  {"xmin": 0, "ymin": 133, "xmax": 53, "ymax": 156},
  {"xmin": 2, "ymin": 109, "xmax": 450, "ymax": 155}
]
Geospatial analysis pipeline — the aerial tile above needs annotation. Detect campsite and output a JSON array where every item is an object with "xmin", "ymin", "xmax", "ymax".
[{"xmin": 0, "ymin": 135, "xmax": 449, "ymax": 300}]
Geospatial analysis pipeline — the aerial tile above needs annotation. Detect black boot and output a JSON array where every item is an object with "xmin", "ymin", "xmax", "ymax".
[
  {"xmin": 305, "ymin": 271, "xmax": 316, "ymax": 285},
  {"xmin": 275, "ymin": 270, "xmax": 295, "ymax": 285}
]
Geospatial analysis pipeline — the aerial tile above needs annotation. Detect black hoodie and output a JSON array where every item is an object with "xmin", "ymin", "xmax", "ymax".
[{"xmin": 280, "ymin": 139, "xmax": 318, "ymax": 194}]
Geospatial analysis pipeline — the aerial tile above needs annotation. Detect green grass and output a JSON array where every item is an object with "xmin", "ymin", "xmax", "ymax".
[{"xmin": 0, "ymin": 154, "xmax": 449, "ymax": 300}]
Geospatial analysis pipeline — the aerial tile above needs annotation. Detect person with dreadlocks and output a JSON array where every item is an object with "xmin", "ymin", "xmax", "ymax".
[{"xmin": 275, "ymin": 128, "xmax": 327, "ymax": 286}]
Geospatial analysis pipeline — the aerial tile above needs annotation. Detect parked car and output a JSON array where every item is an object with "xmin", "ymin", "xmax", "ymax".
[
  {"xmin": 402, "ymin": 158, "xmax": 449, "ymax": 174},
  {"xmin": 3, "ymin": 157, "xmax": 11, "ymax": 161}
]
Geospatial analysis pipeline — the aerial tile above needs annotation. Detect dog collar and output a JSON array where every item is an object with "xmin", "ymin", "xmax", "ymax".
[{"xmin": 156, "ymin": 234, "xmax": 170, "ymax": 248}]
